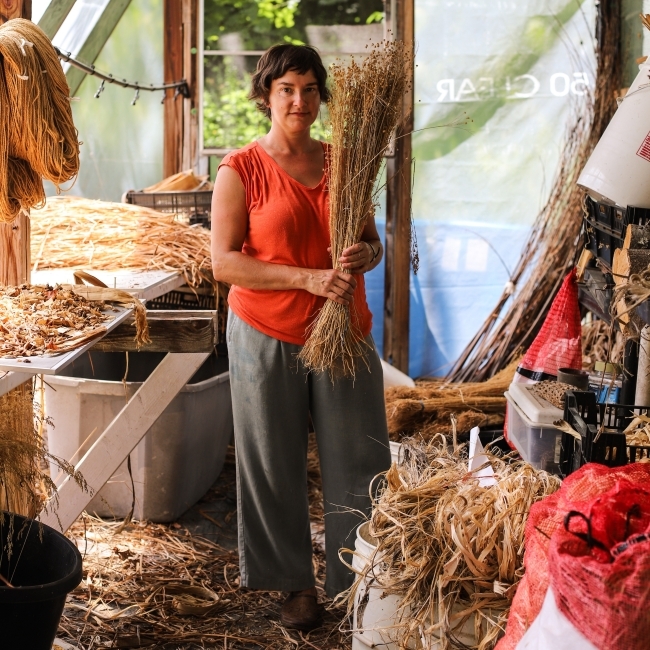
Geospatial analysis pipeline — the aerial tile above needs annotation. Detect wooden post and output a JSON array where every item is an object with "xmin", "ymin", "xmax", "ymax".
[
  {"xmin": 0, "ymin": 0, "xmax": 30, "ymax": 23},
  {"xmin": 163, "ymin": 0, "xmax": 198, "ymax": 177},
  {"xmin": 383, "ymin": 0, "xmax": 414, "ymax": 374},
  {"xmin": 1, "ymin": 0, "xmax": 32, "ymax": 289},
  {"xmin": 0, "ymin": 4, "xmax": 32, "ymax": 283},
  {"xmin": 0, "ymin": 0, "xmax": 33, "ymax": 518}
]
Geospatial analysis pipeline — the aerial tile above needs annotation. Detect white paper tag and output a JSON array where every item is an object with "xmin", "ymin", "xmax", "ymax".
[{"xmin": 468, "ymin": 426, "xmax": 497, "ymax": 487}]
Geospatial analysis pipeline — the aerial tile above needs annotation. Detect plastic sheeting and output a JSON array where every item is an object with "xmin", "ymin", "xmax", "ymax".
[
  {"xmin": 367, "ymin": 0, "xmax": 597, "ymax": 377},
  {"xmin": 42, "ymin": 0, "xmax": 164, "ymax": 201}
]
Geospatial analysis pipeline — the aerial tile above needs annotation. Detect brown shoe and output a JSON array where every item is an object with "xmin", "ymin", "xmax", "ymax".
[{"xmin": 280, "ymin": 591, "xmax": 323, "ymax": 631}]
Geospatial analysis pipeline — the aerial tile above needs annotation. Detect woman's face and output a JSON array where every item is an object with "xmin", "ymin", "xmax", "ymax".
[{"xmin": 267, "ymin": 69, "xmax": 321, "ymax": 133}]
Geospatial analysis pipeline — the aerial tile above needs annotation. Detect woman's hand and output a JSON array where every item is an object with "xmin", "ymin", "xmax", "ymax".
[
  {"xmin": 338, "ymin": 241, "xmax": 377, "ymax": 274},
  {"xmin": 303, "ymin": 269, "xmax": 357, "ymax": 305}
]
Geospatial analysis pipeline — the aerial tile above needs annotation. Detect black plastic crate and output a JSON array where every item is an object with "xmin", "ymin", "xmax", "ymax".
[
  {"xmin": 585, "ymin": 195, "xmax": 650, "ymax": 239},
  {"xmin": 560, "ymin": 390, "xmax": 650, "ymax": 476},
  {"xmin": 583, "ymin": 217, "xmax": 618, "ymax": 267},
  {"xmin": 124, "ymin": 189, "xmax": 213, "ymax": 218}
]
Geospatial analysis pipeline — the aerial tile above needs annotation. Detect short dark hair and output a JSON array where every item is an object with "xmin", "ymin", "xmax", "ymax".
[{"xmin": 249, "ymin": 44, "xmax": 330, "ymax": 119}]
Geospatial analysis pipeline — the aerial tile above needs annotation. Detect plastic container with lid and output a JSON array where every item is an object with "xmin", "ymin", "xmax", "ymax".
[{"xmin": 505, "ymin": 383, "xmax": 564, "ymax": 474}]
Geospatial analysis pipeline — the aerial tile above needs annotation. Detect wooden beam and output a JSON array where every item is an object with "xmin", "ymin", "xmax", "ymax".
[
  {"xmin": 0, "ymin": 0, "xmax": 30, "ymax": 22},
  {"xmin": 37, "ymin": 0, "xmax": 77, "ymax": 38},
  {"xmin": 41, "ymin": 352, "xmax": 211, "ymax": 532},
  {"xmin": 65, "ymin": 0, "xmax": 133, "ymax": 96},
  {"xmin": 163, "ymin": 0, "xmax": 184, "ymax": 177},
  {"xmin": 0, "ymin": 212, "xmax": 30, "ymax": 285},
  {"xmin": 94, "ymin": 310, "xmax": 217, "ymax": 353},
  {"xmin": 383, "ymin": 0, "xmax": 414, "ymax": 374},
  {"xmin": 182, "ymin": 0, "xmax": 199, "ymax": 171},
  {"xmin": 164, "ymin": 0, "xmax": 199, "ymax": 177}
]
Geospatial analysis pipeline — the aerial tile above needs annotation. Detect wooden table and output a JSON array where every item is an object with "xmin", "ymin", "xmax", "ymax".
[{"xmin": 1, "ymin": 272, "xmax": 221, "ymax": 533}]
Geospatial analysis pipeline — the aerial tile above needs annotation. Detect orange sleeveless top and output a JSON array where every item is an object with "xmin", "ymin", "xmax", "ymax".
[{"xmin": 219, "ymin": 141, "xmax": 373, "ymax": 346}]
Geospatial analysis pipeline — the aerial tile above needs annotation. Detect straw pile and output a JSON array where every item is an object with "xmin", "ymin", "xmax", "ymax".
[
  {"xmin": 582, "ymin": 318, "xmax": 624, "ymax": 370},
  {"xmin": 299, "ymin": 41, "xmax": 412, "ymax": 377},
  {"xmin": 0, "ymin": 19, "xmax": 79, "ymax": 221},
  {"xmin": 385, "ymin": 359, "xmax": 518, "ymax": 439},
  {"xmin": 0, "ymin": 284, "xmax": 149, "ymax": 356},
  {"xmin": 143, "ymin": 169, "xmax": 213, "ymax": 192},
  {"xmin": 350, "ymin": 436, "xmax": 561, "ymax": 650},
  {"xmin": 610, "ymin": 267, "xmax": 650, "ymax": 338},
  {"xmin": 30, "ymin": 196, "xmax": 214, "ymax": 289}
]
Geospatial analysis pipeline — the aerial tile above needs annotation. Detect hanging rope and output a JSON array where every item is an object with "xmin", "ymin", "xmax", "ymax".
[{"xmin": 55, "ymin": 47, "xmax": 190, "ymax": 104}]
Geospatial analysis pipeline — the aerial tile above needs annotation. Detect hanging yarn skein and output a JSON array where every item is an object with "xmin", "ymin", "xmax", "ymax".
[{"xmin": 0, "ymin": 19, "xmax": 80, "ymax": 223}]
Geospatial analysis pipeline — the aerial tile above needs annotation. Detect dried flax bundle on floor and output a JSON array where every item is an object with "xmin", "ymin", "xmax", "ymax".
[
  {"xmin": 385, "ymin": 358, "xmax": 519, "ymax": 439},
  {"xmin": 31, "ymin": 196, "xmax": 214, "ymax": 289},
  {"xmin": 0, "ymin": 19, "xmax": 79, "ymax": 220},
  {"xmin": 350, "ymin": 436, "xmax": 560, "ymax": 650},
  {"xmin": 299, "ymin": 41, "xmax": 412, "ymax": 377}
]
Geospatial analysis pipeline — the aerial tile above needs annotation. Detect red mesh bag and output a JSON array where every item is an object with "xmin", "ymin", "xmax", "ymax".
[
  {"xmin": 496, "ymin": 463, "xmax": 650, "ymax": 650},
  {"xmin": 515, "ymin": 268, "xmax": 582, "ymax": 382},
  {"xmin": 505, "ymin": 268, "xmax": 582, "ymax": 446}
]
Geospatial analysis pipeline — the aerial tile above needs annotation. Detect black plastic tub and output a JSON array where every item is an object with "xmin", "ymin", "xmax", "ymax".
[{"xmin": 0, "ymin": 512, "xmax": 82, "ymax": 649}]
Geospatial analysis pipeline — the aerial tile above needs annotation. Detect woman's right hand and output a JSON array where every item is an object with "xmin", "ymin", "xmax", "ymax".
[{"xmin": 303, "ymin": 269, "xmax": 357, "ymax": 305}]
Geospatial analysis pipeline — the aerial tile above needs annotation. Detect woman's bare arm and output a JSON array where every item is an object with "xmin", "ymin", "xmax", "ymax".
[{"xmin": 210, "ymin": 165, "xmax": 357, "ymax": 305}]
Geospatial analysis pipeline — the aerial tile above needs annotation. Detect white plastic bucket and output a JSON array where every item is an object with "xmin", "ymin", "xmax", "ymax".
[
  {"xmin": 351, "ymin": 522, "xmax": 403, "ymax": 650},
  {"xmin": 578, "ymin": 61, "xmax": 650, "ymax": 207},
  {"xmin": 350, "ymin": 523, "xmax": 484, "ymax": 650}
]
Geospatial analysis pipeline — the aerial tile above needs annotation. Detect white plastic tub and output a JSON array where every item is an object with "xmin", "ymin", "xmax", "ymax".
[{"xmin": 45, "ymin": 351, "xmax": 233, "ymax": 522}]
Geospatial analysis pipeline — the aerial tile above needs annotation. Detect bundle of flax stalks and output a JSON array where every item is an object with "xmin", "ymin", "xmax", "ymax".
[
  {"xmin": 385, "ymin": 358, "xmax": 518, "ymax": 440},
  {"xmin": 30, "ymin": 196, "xmax": 213, "ymax": 289},
  {"xmin": 350, "ymin": 436, "xmax": 561, "ymax": 650},
  {"xmin": 0, "ymin": 19, "xmax": 79, "ymax": 220},
  {"xmin": 299, "ymin": 40, "xmax": 412, "ymax": 377}
]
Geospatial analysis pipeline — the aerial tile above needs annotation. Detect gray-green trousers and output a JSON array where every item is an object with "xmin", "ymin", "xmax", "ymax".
[{"xmin": 227, "ymin": 312, "xmax": 391, "ymax": 597}]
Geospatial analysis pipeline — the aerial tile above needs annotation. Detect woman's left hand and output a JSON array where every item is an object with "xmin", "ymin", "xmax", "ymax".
[{"xmin": 338, "ymin": 242, "xmax": 376, "ymax": 274}]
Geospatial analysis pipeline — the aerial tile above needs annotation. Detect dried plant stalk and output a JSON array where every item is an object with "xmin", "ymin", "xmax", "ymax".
[
  {"xmin": 299, "ymin": 41, "xmax": 412, "ymax": 377},
  {"xmin": 0, "ymin": 380, "xmax": 87, "ymax": 520},
  {"xmin": 347, "ymin": 436, "xmax": 561, "ymax": 650},
  {"xmin": 0, "ymin": 19, "xmax": 80, "ymax": 221}
]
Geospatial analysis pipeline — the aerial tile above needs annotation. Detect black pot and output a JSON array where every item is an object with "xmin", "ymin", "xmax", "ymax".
[{"xmin": 0, "ymin": 511, "xmax": 82, "ymax": 649}]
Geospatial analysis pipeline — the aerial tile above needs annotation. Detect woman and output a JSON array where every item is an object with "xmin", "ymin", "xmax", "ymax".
[{"xmin": 211, "ymin": 44, "xmax": 391, "ymax": 631}]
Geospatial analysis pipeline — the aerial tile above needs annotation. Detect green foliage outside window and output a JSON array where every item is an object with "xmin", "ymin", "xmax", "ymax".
[{"xmin": 203, "ymin": 0, "xmax": 380, "ymax": 150}]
